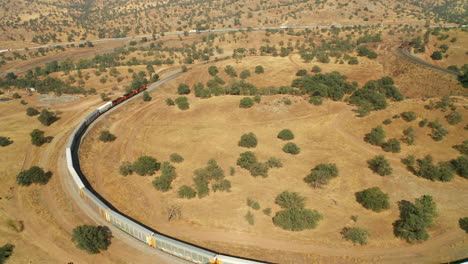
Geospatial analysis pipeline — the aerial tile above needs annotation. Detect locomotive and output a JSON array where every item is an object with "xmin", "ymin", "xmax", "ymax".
[
  {"xmin": 66, "ymin": 84, "xmax": 267, "ymax": 264},
  {"xmin": 399, "ymin": 42, "xmax": 415, "ymax": 48}
]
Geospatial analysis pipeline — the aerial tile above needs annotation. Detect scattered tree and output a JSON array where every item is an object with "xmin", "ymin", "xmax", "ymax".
[
  {"xmin": 239, "ymin": 97, "xmax": 254, "ymax": 108},
  {"xmin": 341, "ymin": 227, "xmax": 371, "ymax": 245},
  {"xmin": 170, "ymin": 153, "xmax": 184, "ymax": 163},
  {"xmin": 99, "ymin": 130, "xmax": 116, "ymax": 142},
  {"xmin": 143, "ymin": 91, "xmax": 152, "ymax": 101},
  {"xmin": 382, "ymin": 138, "xmax": 401, "ymax": 153},
  {"xmin": 0, "ymin": 137, "xmax": 13, "ymax": 147},
  {"xmin": 0, "ymin": 243, "xmax": 14, "ymax": 264},
  {"xmin": 26, "ymin": 107, "xmax": 40, "ymax": 116},
  {"xmin": 355, "ymin": 187, "xmax": 390, "ymax": 212},
  {"xmin": 367, "ymin": 155, "xmax": 393, "ymax": 176},
  {"xmin": 177, "ymin": 84, "xmax": 190, "ymax": 95},
  {"xmin": 311, "ymin": 65, "xmax": 322, "ymax": 73},
  {"xmin": 16, "ymin": 166, "xmax": 52, "ymax": 186},
  {"xmin": 132, "ymin": 156, "xmax": 159, "ymax": 176},
  {"xmin": 277, "ymin": 129, "xmax": 294, "ymax": 140},
  {"xmin": 119, "ymin": 161, "xmax": 133, "ymax": 176},
  {"xmin": 165, "ymin": 98, "xmax": 175, "ymax": 106},
  {"xmin": 255, "ymin": 65, "xmax": 264, "ymax": 74},
  {"xmin": 445, "ymin": 111, "xmax": 462, "ymax": 125},
  {"xmin": 240, "ymin": 69, "xmax": 251, "ymax": 79},
  {"xmin": 208, "ymin": 66, "xmax": 219, "ymax": 76},
  {"xmin": 30, "ymin": 129, "xmax": 53, "ymax": 146},
  {"xmin": 71, "ymin": 225, "xmax": 112, "ymax": 254},
  {"xmin": 178, "ymin": 185, "xmax": 196, "ymax": 199},
  {"xmin": 282, "ymin": 142, "xmax": 300, "ymax": 154},
  {"xmin": 304, "ymin": 163, "xmax": 339, "ymax": 188},
  {"xmin": 401, "ymin": 111, "xmax": 417, "ymax": 122},
  {"xmin": 238, "ymin": 132, "xmax": 258, "ymax": 148},
  {"xmin": 296, "ymin": 69, "xmax": 308, "ymax": 76},
  {"xmin": 459, "ymin": 217, "xmax": 468, "ymax": 233},
  {"xmin": 175, "ymin": 96, "xmax": 189, "ymax": 110},
  {"xmin": 364, "ymin": 126, "xmax": 386, "ymax": 146},
  {"xmin": 38, "ymin": 109, "xmax": 58, "ymax": 126}
]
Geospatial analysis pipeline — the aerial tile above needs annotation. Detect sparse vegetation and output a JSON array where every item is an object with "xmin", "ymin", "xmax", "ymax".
[
  {"xmin": 367, "ymin": 155, "xmax": 392, "ymax": 176},
  {"xmin": 341, "ymin": 227, "xmax": 371, "ymax": 245},
  {"xmin": 355, "ymin": 187, "xmax": 390, "ymax": 212},
  {"xmin": 304, "ymin": 163, "xmax": 339, "ymax": 188},
  {"xmin": 30, "ymin": 129, "xmax": 53, "ymax": 146},
  {"xmin": 238, "ymin": 133, "xmax": 258, "ymax": 148},
  {"xmin": 239, "ymin": 97, "xmax": 254, "ymax": 108},
  {"xmin": 175, "ymin": 96, "xmax": 189, "ymax": 110},
  {"xmin": 272, "ymin": 191, "xmax": 322, "ymax": 231},
  {"xmin": 16, "ymin": 166, "xmax": 52, "ymax": 186},
  {"xmin": 99, "ymin": 130, "xmax": 116, "ymax": 142},
  {"xmin": 71, "ymin": 225, "xmax": 112, "ymax": 254},
  {"xmin": 170, "ymin": 153, "xmax": 184, "ymax": 163}
]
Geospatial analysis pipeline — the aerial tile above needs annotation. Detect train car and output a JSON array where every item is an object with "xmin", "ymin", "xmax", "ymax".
[
  {"xmin": 153, "ymin": 233, "xmax": 217, "ymax": 264},
  {"xmin": 214, "ymin": 255, "xmax": 267, "ymax": 264},
  {"xmin": 84, "ymin": 110, "xmax": 100, "ymax": 126},
  {"xmin": 97, "ymin": 102, "xmax": 113, "ymax": 114},
  {"xmin": 81, "ymin": 188, "xmax": 111, "ymax": 221},
  {"xmin": 107, "ymin": 211, "xmax": 154, "ymax": 244},
  {"xmin": 399, "ymin": 42, "xmax": 415, "ymax": 48},
  {"xmin": 137, "ymin": 85, "xmax": 148, "ymax": 93},
  {"xmin": 65, "ymin": 148, "xmax": 85, "ymax": 191}
]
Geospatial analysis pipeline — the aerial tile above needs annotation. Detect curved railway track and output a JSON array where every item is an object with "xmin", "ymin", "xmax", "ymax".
[{"xmin": 398, "ymin": 47, "xmax": 462, "ymax": 77}]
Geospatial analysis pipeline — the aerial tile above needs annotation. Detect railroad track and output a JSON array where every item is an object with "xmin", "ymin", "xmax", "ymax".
[{"xmin": 399, "ymin": 47, "xmax": 462, "ymax": 78}]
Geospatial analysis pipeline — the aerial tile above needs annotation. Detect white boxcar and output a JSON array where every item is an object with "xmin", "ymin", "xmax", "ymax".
[
  {"xmin": 97, "ymin": 102, "xmax": 113, "ymax": 114},
  {"xmin": 154, "ymin": 233, "xmax": 216, "ymax": 264},
  {"xmin": 65, "ymin": 148, "xmax": 85, "ymax": 190},
  {"xmin": 215, "ymin": 255, "xmax": 267, "ymax": 264}
]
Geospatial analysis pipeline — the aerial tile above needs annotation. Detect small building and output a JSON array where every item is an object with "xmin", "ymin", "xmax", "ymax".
[{"xmin": 26, "ymin": 88, "xmax": 36, "ymax": 92}]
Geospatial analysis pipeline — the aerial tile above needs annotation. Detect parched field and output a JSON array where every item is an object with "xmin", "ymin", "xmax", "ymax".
[{"xmin": 80, "ymin": 59, "xmax": 468, "ymax": 263}]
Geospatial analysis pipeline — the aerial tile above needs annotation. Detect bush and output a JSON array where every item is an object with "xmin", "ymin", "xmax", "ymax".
[
  {"xmin": 224, "ymin": 65, "xmax": 237, "ymax": 77},
  {"xmin": 132, "ymin": 156, "xmax": 159, "ymax": 176},
  {"xmin": 100, "ymin": 93, "xmax": 110, "ymax": 101},
  {"xmin": 240, "ymin": 69, "xmax": 251, "ymax": 79},
  {"xmin": 239, "ymin": 97, "xmax": 254, "ymax": 108},
  {"xmin": 165, "ymin": 98, "xmax": 175, "ymax": 106},
  {"xmin": 143, "ymin": 91, "xmax": 152, "ymax": 101},
  {"xmin": 26, "ymin": 107, "xmax": 40, "ymax": 116},
  {"xmin": 367, "ymin": 155, "xmax": 393, "ymax": 176},
  {"xmin": 348, "ymin": 57, "xmax": 359, "ymax": 65},
  {"xmin": 445, "ymin": 111, "xmax": 462, "ymax": 125},
  {"xmin": 208, "ymin": 66, "xmax": 219, "ymax": 76},
  {"xmin": 245, "ymin": 211, "xmax": 255, "ymax": 225},
  {"xmin": 119, "ymin": 161, "xmax": 133, "ymax": 176},
  {"xmin": 71, "ymin": 225, "xmax": 112, "ymax": 254},
  {"xmin": 249, "ymin": 162, "xmax": 269, "ymax": 177},
  {"xmin": 0, "ymin": 243, "xmax": 14, "ymax": 263},
  {"xmin": 275, "ymin": 191, "xmax": 306, "ymax": 209},
  {"xmin": 428, "ymin": 120, "xmax": 449, "ymax": 141},
  {"xmin": 419, "ymin": 118, "xmax": 428, "ymax": 127},
  {"xmin": 267, "ymin": 157, "xmax": 283, "ymax": 168},
  {"xmin": 255, "ymin": 65, "xmax": 264, "ymax": 74},
  {"xmin": 282, "ymin": 142, "xmax": 300, "ymax": 154},
  {"xmin": 12, "ymin": 93, "xmax": 21, "ymax": 99},
  {"xmin": 211, "ymin": 179, "xmax": 231, "ymax": 192},
  {"xmin": 311, "ymin": 65, "xmax": 322, "ymax": 73},
  {"xmin": 453, "ymin": 141, "xmax": 468, "ymax": 155},
  {"xmin": 277, "ymin": 129, "xmax": 294, "ymax": 140},
  {"xmin": 393, "ymin": 195, "xmax": 437, "ymax": 243},
  {"xmin": 401, "ymin": 111, "xmax": 417, "ymax": 122},
  {"xmin": 273, "ymin": 208, "xmax": 322, "ymax": 231},
  {"xmin": 296, "ymin": 69, "xmax": 308, "ymax": 76},
  {"xmin": 178, "ymin": 185, "xmax": 197, "ymax": 199},
  {"xmin": 451, "ymin": 156, "xmax": 468, "ymax": 178},
  {"xmin": 194, "ymin": 175, "xmax": 209, "ymax": 198},
  {"xmin": 459, "ymin": 217, "xmax": 468, "ymax": 233},
  {"xmin": 364, "ymin": 126, "xmax": 386, "ymax": 146},
  {"xmin": 431, "ymin": 51, "xmax": 442, "ymax": 60},
  {"xmin": 247, "ymin": 198, "xmax": 260, "ymax": 210},
  {"xmin": 153, "ymin": 162, "xmax": 176, "ymax": 191},
  {"xmin": 341, "ymin": 227, "xmax": 371, "ymax": 245},
  {"xmin": 263, "ymin": 208, "xmax": 271, "ymax": 216},
  {"xmin": 355, "ymin": 187, "xmax": 390, "ymax": 212},
  {"xmin": 38, "ymin": 109, "xmax": 58, "ymax": 126},
  {"xmin": 382, "ymin": 138, "xmax": 401, "ymax": 153},
  {"xmin": 30, "ymin": 129, "xmax": 53, "ymax": 146},
  {"xmin": 401, "ymin": 127, "xmax": 416, "ymax": 145},
  {"xmin": 309, "ymin": 96, "xmax": 323, "ymax": 105},
  {"xmin": 175, "ymin": 96, "xmax": 189, "ymax": 110},
  {"xmin": 404, "ymin": 155, "xmax": 455, "ymax": 182},
  {"xmin": 238, "ymin": 132, "xmax": 258, "ymax": 148},
  {"xmin": 99, "ymin": 130, "xmax": 116, "ymax": 142},
  {"xmin": 0, "ymin": 136, "xmax": 13, "ymax": 147},
  {"xmin": 304, "ymin": 163, "xmax": 339, "ymax": 188},
  {"xmin": 170, "ymin": 153, "xmax": 184, "ymax": 163},
  {"xmin": 16, "ymin": 166, "xmax": 52, "ymax": 186},
  {"xmin": 383, "ymin": 119, "xmax": 392, "ymax": 125},
  {"xmin": 237, "ymin": 151, "xmax": 257, "ymax": 169},
  {"xmin": 253, "ymin": 95, "xmax": 261, "ymax": 103},
  {"xmin": 177, "ymin": 84, "xmax": 190, "ymax": 95}
]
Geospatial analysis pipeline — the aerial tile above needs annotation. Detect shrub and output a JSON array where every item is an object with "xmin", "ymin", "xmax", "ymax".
[
  {"xmin": 208, "ymin": 66, "xmax": 219, "ymax": 76},
  {"xmin": 364, "ymin": 126, "xmax": 386, "ymax": 146},
  {"xmin": 247, "ymin": 198, "xmax": 260, "ymax": 210},
  {"xmin": 404, "ymin": 155, "xmax": 455, "ymax": 182},
  {"xmin": 12, "ymin": 93, "xmax": 21, "ymax": 99},
  {"xmin": 383, "ymin": 119, "xmax": 392, "ymax": 125},
  {"xmin": 348, "ymin": 57, "xmax": 359, "ymax": 65},
  {"xmin": 284, "ymin": 98, "xmax": 292, "ymax": 105},
  {"xmin": 240, "ymin": 69, "xmax": 251, "ymax": 79},
  {"xmin": 132, "ymin": 156, "xmax": 159, "ymax": 176},
  {"xmin": 170, "ymin": 153, "xmax": 184, "ymax": 163},
  {"xmin": 237, "ymin": 151, "xmax": 257, "ymax": 169},
  {"xmin": 309, "ymin": 96, "xmax": 323, "ymax": 105},
  {"xmin": 428, "ymin": 120, "xmax": 449, "ymax": 141},
  {"xmin": 153, "ymin": 162, "xmax": 176, "ymax": 191},
  {"xmin": 273, "ymin": 208, "xmax": 322, "ymax": 231},
  {"xmin": 277, "ymin": 129, "xmax": 294, "ymax": 140},
  {"xmin": 165, "ymin": 98, "xmax": 175, "ymax": 106},
  {"xmin": 16, "ymin": 166, "xmax": 52, "ymax": 186},
  {"xmin": 30, "ymin": 129, "xmax": 53, "ymax": 146},
  {"xmin": 253, "ymin": 95, "xmax": 261, "ymax": 103},
  {"xmin": 453, "ymin": 141, "xmax": 468, "ymax": 155},
  {"xmin": 194, "ymin": 175, "xmax": 209, "ymax": 198},
  {"xmin": 296, "ymin": 69, "xmax": 308, "ymax": 76},
  {"xmin": 282, "ymin": 142, "xmax": 300, "ymax": 154},
  {"xmin": 177, "ymin": 84, "xmax": 190, "ymax": 95},
  {"xmin": 238, "ymin": 132, "xmax": 258, "ymax": 148},
  {"xmin": 445, "ymin": 111, "xmax": 462, "ymax": 125},
  {"xmin": 394, "ymin": 195, "xmax": 437, "ymax": 243},
  {"xmin": 249, "ymin": 162, "xmax": 269, "ymax": 177},
  {"xmin": 263, "ymin": 208, "xmax": 272, "ymax": 216},
  {"xmin": 100, "ymin": 93, "xmax": 110, "ymax": 101},
  {"xmin": 304, "ymin": 163, "xmax": 339, "ymax": 188},
  {"xmin": 451, "ymin": 156, "xmax": 468, "ymax": 178},
  {"xmin": 0, "ymin": 243, "xmax": 14, "ymax": 263},
  {"xmin": 71, "ymin": 225, "xmax": 112, "ymax": 254},
  {"xmin": 175, "ymin": 96, "xmax": 189, "ymax": 110},
  {"xmin": 0, "ymin": 136, "xmax": 13, "ymax": 147},
  {"xmin": 431, "ymin": 51, "xmax": 442, "ymax": 60},
  {"xmin": 119, "ymin": 161, "xmax": 133, "ymax": 176},
  {"xmin": 255, "ymin": 65, "xmax": 264, "ymax": 74},
  {"xmin": 230, "ymin": 166, "xmax": 235, "ymax": 176},
  {"xmin": 311, "ymin": 65, "xmax": 322, "ymax": 73},
  {"xmin": 459, "ymin": 217, "xmax": 468, "ymax": 233},
  {"xmin": 367, "ymin": 155, "xmax": 393, "ymax": 176},
  {"xmin": 419, "ymin": 118, "xmax": 428, "ymax": 127},
  {"xmin": 245, "ymin": 211, "xmax": 255, "ymax": 225},
  {"xmin": 224, "ymin": 65, "xmax": 237, "ymax": 77},
  {"xmin": 267, "ymin": 157, "xmax": 283, "ymax": 168},
  {"xmin": 38, "ymin": 109, "xmax": 58, "ymax": 126},
  {"xmin": 401, "ymin": 127, "xmax": 416, "ymax": 145},
  {"xmin": 275, "ymin": 191, "xmax": 306, "ymax": 209},
  {"xmin": 382, "ymin": 138, "xmax": 401, "ymax": 153},
  {"xmin": 99, "ymin": 130, "xmax": 116, "ymax": 142},
  {"xmin": 341, "ymin": 227, "xmax": 371, "ymax": 245},
  {"xmin": 26, "ymin": 107, "xmax": 40, "ymax": 116},
  {"xmin": 355, "ymin": 187, "xmax": 390, "ymax": 212},
  {"xmin": 401, "ymin": 111, "xmax": 417, "ymax": 122},
  {"xmin": 239, "ymin": 97, "xmax": 254, "ymax": 108},
  {"xmin": 211, "ymin": 179, "xmax": 231, "ymax": 192},
  {"xmin": 143, "ymin": 91, "xmax": 152, "ymax": 101},
  {"xmin": 178, "ymin": 185, "xmax": 197, "ymax": 199}
]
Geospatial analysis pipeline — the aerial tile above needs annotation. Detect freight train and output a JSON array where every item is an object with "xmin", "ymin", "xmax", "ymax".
[
  {"xmin": 65, "ymin": 84, "xmax": 267, "ymax": 264},
  {"xmin": 399, "ymin": 42, "xmax": 415, "ymax": 48}
]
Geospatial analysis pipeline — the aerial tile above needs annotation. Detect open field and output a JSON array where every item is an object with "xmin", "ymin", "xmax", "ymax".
[{"xmin": 78, "ymin": 58, "xmax": 468, "ymax": 263}]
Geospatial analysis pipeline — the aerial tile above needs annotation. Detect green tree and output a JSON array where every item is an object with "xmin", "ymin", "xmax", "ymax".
[
  {"xmin": 0, "ymin": 243, "xmax": 14, "ymax": 264},
  {"xmin": 26, "ymin": 107, "xmax": 40, "ymax": 116},
  {"xmin": 311, "ymin": 65, "xmax": 322, "ymax": 73},
  {"xmin": 355, "ymin": 187, "xmax": 390, "ymax": 212},
  {"xmin": 275, "ymin": 191, "xmax": 306, "ymax": 209},
  {"xmin": 132, "ymin": 156, "xmax": 159, "ymax": 176},
  {"xmin": 208, "ymin": 66, "xmax": 219, "ymax": 76},
  {"xmin": 401, "ymin": 127, "xmax": 416, "ymax": 145},
  {"xmin": 175, "ymin": 97, "xmax": 189, "ymax": 110},
  {"xmin": 224, "ymin": 65, "xmax": 237, "ymax": 77},
  {"xmin": 237, "ymin": 151, "xmax": 258, "ymax": 169},
  {"xmin": 267, "ymin": 157, "xmax": 283, "ymax": 168},
  {"xmin": 304, "ymin": 163, "xmax": 339, "ymax": 188},
  {"xmin": 382, "ymin": 138, "xmax": 401, "ymax": 153},
  {"xmin": 367, "ymin": 155, "xmax": 393, "ymax": 176},
  {"xmin": 277, "ymin": 129, "xmax": 294, "ymax": 140},
  {"xmin": 255, "ymin": 65, "xmax": 264, "ymax": 74},
  {"xmin": 273, "ymin": 208, "xmax": 322, "ymax": 231},
  {"xmin": 166, "ymin": 98, "xmax": 175, "ymax": 106},
  {"xmin": 282, "ymin": 142, "xmax": 300, "ymax": 154},
  {"xmin": 153, "ymin": 162, "xmax": 176, "ymax": 191},
  {"xmin": 142, "ymin": 91, "xmax": 152, "ymax": 101},
  {"xmin": 428, "ymin": 119, "xmax": 449, "ymax": 141},
  {"xmin": 401, "ymin": 111, "xmax": 417, "ymax": 122},
  {"xmin": 12, "ymin": 93, "xmax": 21, "ymax": 99},
  {"xmin": 170, "ymin": 153, "xmax": 184, "ymax": 163},
  {"xmin": 99, "ymin": 131, "xmax": 116, "ymax": 142},
  {"xmin": 459, "ymin": 217, "xmax": 468, "ymax": 233},
  {"xmin": 240, "ymin": 69, "xmax": 251, "ymax": 79},
  {"xmin": 38, "ymin": 109, "xmax": 58, "ymax": 126},
  {"xmin": 296, "ymin": 69, "xmax": 308, "ymax": 76},
  {"xmin": 445, "ymin": 111, "xmax": 462, "ymax": 125},
  {"xmin": 239, "ymin": 97, "xmax": 254, "ymax": 108},
  {"xmin": 71, "ymin": 225, "xmax": 112, "ymax": 254},
  {"xmin": 348, "ymin": 57, "xmax": 359, "ymax": 65},
  {"xmin": 177, "ymin": 84, "xmax": 190, "ymax": 95},
  {"xmin": 178, "ymin": 185, "xmax": 197, "ymax": 199},
  {"xmin": 431, "ymin": 51, "xmax": 442, "ymax": 60},
  {"xmin": 16, "ymin": 166, "xmax": 52, "ymax": 186},
  {"xmin": 30, "ymin": 129, "xmax": 53, "ymax": 146},
  {"xmin": 0, "ymin": 137, "xmax": 13, "ymax": 147},
  {"xmin": 451, "ymin": 156, "xmax": 468, "ymax": 178},
  {"xmin": 238, "ymin": 132, "xmax": 258, "ymax": 148},
  {"xmin": 364, "ymin": 126, "xmax": 386, "ymax": 146},
  {"xmin": 341, "ymin": 227, "xmax": 371, "ymax": 245},
  {"xmin": 119, "ymin": 161, "xmax": 133, "ymax": 176}
]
